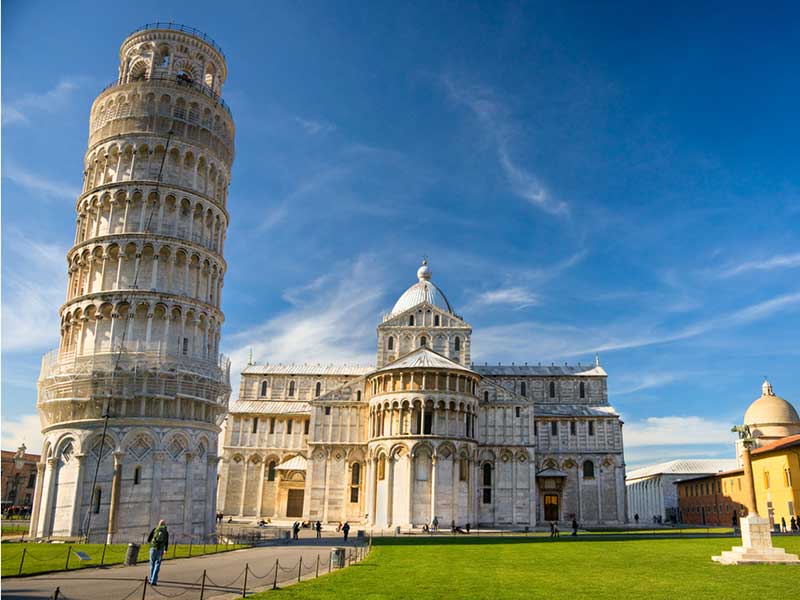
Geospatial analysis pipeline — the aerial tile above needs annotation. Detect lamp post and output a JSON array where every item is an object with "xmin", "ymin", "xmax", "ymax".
[{"xmin": 712, "ymin": 425, "xmax": 799, "ymax": 564}]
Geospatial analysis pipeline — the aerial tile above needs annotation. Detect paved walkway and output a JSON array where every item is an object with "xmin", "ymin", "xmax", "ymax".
[{"xmin": 3, "ymin": 536, "xmax": 366, "ymax": 600}]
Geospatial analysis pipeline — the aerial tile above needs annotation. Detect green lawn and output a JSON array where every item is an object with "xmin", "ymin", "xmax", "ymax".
[
  {"xmin": 1, "ymin": 541, "xmax": 246, "ymax": 577},
  {"xmin": 246, "ymin": 536, "xmax": 800, "ymax": 599}
]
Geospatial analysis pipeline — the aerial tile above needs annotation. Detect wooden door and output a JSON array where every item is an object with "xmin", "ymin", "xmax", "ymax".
[
  {"xmin": 544, "ymin": 494, "xmax": 559, "ymax": 521},
  {"xmin": 286, "ymin": 489, "xmax": 304, "ymax": 518}
]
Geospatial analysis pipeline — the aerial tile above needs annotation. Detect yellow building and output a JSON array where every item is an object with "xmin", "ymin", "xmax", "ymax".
[{"xmin": 751, "ymin": 435, "xmax": 800, "ymax": 527}]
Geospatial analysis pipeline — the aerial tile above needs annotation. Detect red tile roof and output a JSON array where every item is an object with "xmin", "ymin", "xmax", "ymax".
[{"xmin": 752, "ymin": 434, "xmax": 800, "ymax": 455}]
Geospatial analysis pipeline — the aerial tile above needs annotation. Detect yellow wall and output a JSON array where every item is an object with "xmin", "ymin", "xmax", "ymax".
[{"xmin": 752, "ymin": 446, "xmax": 800, "ymax": 526}]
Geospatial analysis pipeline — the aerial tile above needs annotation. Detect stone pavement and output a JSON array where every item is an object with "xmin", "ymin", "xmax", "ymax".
[{"xmin": 2, "ymin": 535, "xmax": 366, "ymax": 600}]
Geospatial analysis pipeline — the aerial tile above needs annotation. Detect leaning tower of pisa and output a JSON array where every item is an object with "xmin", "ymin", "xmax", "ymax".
[{"xmin": 30, "ymin": 24, "xmax": 235, "ymax": 542}]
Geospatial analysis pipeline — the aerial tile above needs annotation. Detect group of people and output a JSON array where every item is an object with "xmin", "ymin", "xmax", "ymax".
[
  {"xmin": 549, "ymin": 519, "xmax": 580, "ymax": 537},
  {"xmin": 780, "ymin": 516, "xmax": 800, "ymax": 532},
  {"xmin": 290, "ymin": 520, "xmax": 351, "ymax": 540}
]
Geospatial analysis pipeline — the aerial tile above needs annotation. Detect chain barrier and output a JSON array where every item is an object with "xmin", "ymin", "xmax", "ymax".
[
  {"xmin": 203, "ymin": 566, "xmax": 244, "ymax": 589},
  {"xmin": 278, "ymin": 559, "xmax": 300, "ymax": 573},
  {"xmin": 117, "ymin": 579, "xmax": 147, "ymax": 600},
  {"xmin": 246, "ymin": 563, "xmax": 276, "ymax": 580},
  {"xmin": 146, "ymin": 573, "xmax": 204, "ymax": 599}
]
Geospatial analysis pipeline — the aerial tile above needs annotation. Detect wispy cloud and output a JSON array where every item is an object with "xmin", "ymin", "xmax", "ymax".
[
  {"xmin": 294, "ymin": 116, "xmax": 336, "ymax": 136},
  {"xmin": 719, "ymin": 252, "xmax": 800, "ymax": 278},
  {"xmin": 1, "ymin": 229, "xmax": 66, "ymax": 352},
  {"xmin": 473, "ymin": 291, "xmax": 800, "ymax": 362},
  {"xmin": 1, "ymin": 414, "xmax": 43, "ymax": 454},
  {"xmin": 223, "ymin": 256, "xmax": 386, "ymax": 391},
  {"xmin": 612, "ymin": 372, "xmax": 681, "ymax": 396},
  {"xmin": 442, "ymin": 75, "xmax": 568, "ymax": 216},
  {"xmin": 624, "ymin": 416, "xmax": 735, "ymax": 448},
  {"xmin": 3, "ymin": 163, "xmax": 81, "ymax": 200},
  {"xmin": 470, "ymin": 287, "xmax": 538, "ymax": 310},
  {"xmin": 2, "ymin": 77, "xmax": 84, "ymax": 126}
]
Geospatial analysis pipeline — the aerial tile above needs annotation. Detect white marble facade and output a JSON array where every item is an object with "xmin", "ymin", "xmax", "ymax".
[{"xmin": 219, "ymin": 262, "xmax": 627, "ymax": 528}]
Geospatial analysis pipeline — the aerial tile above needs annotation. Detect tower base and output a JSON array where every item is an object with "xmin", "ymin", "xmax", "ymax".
[{"xmin": 712, "ymin": 516, "xmax": 800, "ymax": 565}]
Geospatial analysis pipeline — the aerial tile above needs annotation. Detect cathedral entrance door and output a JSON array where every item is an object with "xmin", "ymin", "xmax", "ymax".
[
  {"xmin": 286, "ymin": 489, "xmax": 304, "ymax": 517},
  {"xmin": 544, "ymin": 494, "xmax": 559, "ymax": 521}
]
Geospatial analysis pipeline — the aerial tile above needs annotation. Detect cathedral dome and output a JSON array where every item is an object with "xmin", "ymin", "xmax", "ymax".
[
  {"xmin": 744, "ymin": 379, "xmax": 800, "ymax": 439},
  {"xmin": 390, "ymin": 260, "xmax": 454, "ymax": 317}
]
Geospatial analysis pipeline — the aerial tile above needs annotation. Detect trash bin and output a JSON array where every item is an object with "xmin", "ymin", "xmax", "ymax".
[
  {"xmin": 124, "ymin": 543, "xmax": 140, "ymax": 566},
  {"xmin": 331, "ymin": 547, "xmax": 346, "ymax": 569},
  {"xmin": 281, "ymin": 530, "xmax": 291, "ymax": 541}
]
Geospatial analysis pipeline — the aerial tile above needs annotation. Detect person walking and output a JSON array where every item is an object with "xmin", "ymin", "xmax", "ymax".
[
  {"xmin": 432, "ymin": 516, "xmax": 439, "ymax": 533},
  {"xmin": 342, "ymin": 521, "xmax": 351, "ymax": 542},
  {"xmin": 553, "ymin": 522, "xmax": 560, "ymax": 537},
  {"xmin": 147, "ymin": 520, "xmax": 169, "ymax": 586},
  {"xmin": 549, "ymin": 521, "xmax": 555, "ymax": 538},
  {"xmin": 781, "ymin": 517, "xmax": 787, "ymax": 533},
  {"xmin": 791, "ymin": 516, "xmax": 797, "ymax": 532},
  {"xmin": 571, "ymin": 518, "xmax": 578, "ymax": 536},
  {"xmin": 292, "ymin": 521, "xmax": 300, "ymax": 540},
  {"xmin": 315, "ymin": 521, "xmax": 322, "ymax": 538}
]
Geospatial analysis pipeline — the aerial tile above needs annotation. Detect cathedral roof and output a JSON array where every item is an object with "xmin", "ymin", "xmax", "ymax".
[
  {"xmin": 534, "ymin": 404, "xmax": 620, "ymax": 418},
  {"xmin": 242, "ymin": 364, "xmax": 374, "ymax": 376},
  {"xmin": 388, "ymin": 260, "xmax": 455, "ymax": 317},
  {"xmin": 374, "ymin": 346, "xmax": 476, "ymax": 375},
  {"xmin": 229, "ymin": 401, "xmax": 311, "ymax": 415},
  {"xmin": 474, "ymin": 364, "xmax": 607, "ymax": 377},
  {"xmin": 277, "ymin": 455, "xmax": 307, "ymax": 471},
  {"xmin": 625, "ymin": 459, "xmax": 739, "ymax": 481}
]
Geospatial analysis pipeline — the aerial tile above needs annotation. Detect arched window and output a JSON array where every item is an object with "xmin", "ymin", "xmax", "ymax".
[
  {"xmin": 454, "ymin": 337, "xmax": 461, "ymax": 352},
  {"xmin": 459, "ymin": 457, "xmax": 468, "ymax": 481},
  {"xmin": 387, "ymin": 336, "xmax": 394, "ymax": 350},
  {"xmin": 482, "ymin": 463, "xmax": 493, "ymax": 504},
  {"xmin": 551, "ymin": 421, "xmax": 558, "ymax": 436},
  {"xmin": 315, "ymin": 382, "xmax": 322, "ymax": 397},
  {"xmin": 434, "ymin": 315, "xmax": 440, "ymax": 326},
  {"xmin": 579, "ymin": 381, "xmax": 585, "ymax": 398},
  {"xmin": 350, "ymin": 463, "xmax": 361, "ymax": 503},
  {"xmin": 520, "ymin": 382, "xmax": 527, "ymax": 397},
  {"xmin": 260, "ymin": 381, "xmax": 268, "ymax": 397},
  {"xmin": 484, "ymin": 391, "xmax": 489, "ymax": 402},
  {"xmin": 252, "ymin": 417, "xmax": 259, "ymax": 433},
  {"xmin": 420, "ymin": 336, "xmax": 427, "ymax": 347},
  {"xmin": 583, "ymin": 460, "xmax": 595, "ymax": 479},
  {"xmin": 288, "ymin": 380, "xmax": 296, "ymax": 397},
  {"xmin": 378, "ymin": 456, "xmax": 386, "ymax": 480},
  {"xmin": 549, "ymin": 381, "xmax": 556, "ymax": 398},
  {"xmin": 268, "ymin": 461, "xmax": 276, "ymax": 481},
  {"xmin": 93, "ymin": 487, "xmax": 102, "ymax": 514},
  {"xmin": 133, "ymin": 466, "xmax": 141, "ymax": 485},
  {"xmin": 409, "ymin": 315, "xmax": 415, "ymax": 326},
  {"xmin": 356, "ymin": 390, "xmax": 362, "ymax": 402}
]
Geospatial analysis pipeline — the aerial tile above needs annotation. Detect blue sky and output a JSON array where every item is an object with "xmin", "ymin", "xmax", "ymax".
[{"xmin": 3, "ymin": 2, "xmax": 799, "ymax": 467}]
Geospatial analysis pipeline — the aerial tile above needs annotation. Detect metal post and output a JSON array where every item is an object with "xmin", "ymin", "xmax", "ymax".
[
  {"xmin": 316, "ymin": 554, "xmax": 320, "ymax": 577},
  {"xmin": 199, "ymin": 569, "xmax": 207, "ymax": 600},
  {"xmin": 189, "ymin": 537, "xmax": 193, "ymax": 557},
  {"xmin": 101, "ymin": 541, "xmax": 108, "ymax": 565},
  {"xmin": 329, "ymin": 552, "xmax": 333, "ymax": 571},
  {"xmin": 272, "ymin": 559, "xmax": 279, "ymax": 589},
  {"xmin": 242, "ymin": 563, "xmax": 248, "ymax": 597},
  {"xmin": 298, "ymin": 557, "xmax": 302, "ymax": 582},
  {"xmin": 141, "ymin": 577, "xmax": 148, "ymax": 600},
  {"xmin": 18, "ymin": 548, "xmax": 26, "ymax": 575},
  {"xmin": 65, "ymin": 545, "xmax": 72, "ymax": 570}
]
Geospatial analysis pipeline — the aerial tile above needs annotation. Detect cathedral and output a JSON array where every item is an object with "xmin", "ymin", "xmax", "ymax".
[{"xmin": 218, "ymin": 261, "xmax": 627, "ymax": 528}]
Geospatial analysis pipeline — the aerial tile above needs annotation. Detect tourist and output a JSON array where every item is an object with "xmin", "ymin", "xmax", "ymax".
[
  {"xmin": 451, "ymin": 519, "xmax": 456, "ymax": 534},
  {"xmin": 336, "ymin": 521, "xmax": 342, "ymax": 532},
  {"xmin": 781, "ymin": 517, "xmax": 787, "ymax": 532},
  {"xmin": 147, "ymin": 520, "xmax": 169, "ymax": 586},
  {"xmin": 342, "ymin": 521, "xmax": 351, "ymax": 541},
  {"xmin": 791, "ymin": 516, "xmax": 797, "ymax": 532},
  {"xmin": 292, "ymin": 521, "xmax": 300, "ymax": 540},
  {"xmin": 549, "ymin": 522, "xmax": 555, "ymax": 538},
  {"xmin": 634, "ymin": 513, "xmax": 639, "ymax": 524},
  {"xmin": 553, "ymin": 523, "xmax": 560, "ymax": 537},
  {"xmin": 465, "ymin": 522, "xmax": 471, "ymax": 534},
  {"xmin": 571, "ymin": 518, "xmax": 578, "ymax": 536},
  {"xmin": 432, "ymin": 516, "xmax": 439, "ymax": 533},
  {"xmin": 316, "ymin": 521, "xmax": 322, "ymax": 538}
]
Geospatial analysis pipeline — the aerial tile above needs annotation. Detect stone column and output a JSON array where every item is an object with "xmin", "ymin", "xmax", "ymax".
[
  {"xmin": 106, "ymin": 452, "xmax": 124, "ymax": 543},
  {"xmin": 407, "ymin": 453, "xmax": 415, "ymax": 526},
  {"xmin": 206, "ymin": 456, "xmax": 219, "ymax": 536},
  {"xmin": 29, "ymin": 463, "xmax": 47, "ymax": 538},
  {"xmin": 322, "ymin": 450, "xmax": 331, "ymax": 523},
  {"xmin": 742, "ymin": 446, "xmax": 759, "ymax": 516},
  {"xmin": 370, "ymin": 457, "xmax": 378, "ymax": 526},
  {"xmin": 183, "ymin": 452, "xmax": 194, "ymax": 537},
  {"xmin": 39, "ymin": 457, "xmax": 59, "ymax": 537},
  {"xmin": 386, "ymin": 456, "xmax": 395, "ymax": 527},
  {"xmin": 238, "ymin": 456, "xmax": 249, "ymax": 516},
  {"xmin": 430, "ymin": 454, "xmax": 438, "ymax": 524},
  {"xmin": 256, "ymin": 459, "xmax": 266, "ymax": 518},
  {"xmin": 149, "ymin": 451, "xmax": 164, "ymax": 527}
]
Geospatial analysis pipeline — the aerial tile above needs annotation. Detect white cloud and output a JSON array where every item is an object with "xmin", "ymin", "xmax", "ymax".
[
  {"xmin": 1, "ymin": 414, "xmax": 44, "ymax": 454},
  {"xmin": 223, "ymin": 256, "xmax": 386, "ymax": 393},
  {"xmin": 624, "ymin": 416, "xmax": 736, "ymax": 448},
  {"xmin": 442, "ymin": 75, "xmax": 568, "ymax": 216},
  {"xmin": 472, "ymin": 290, "xmax": 800, "ymax": 362},
  {"xmin": 471, "ymin": 287, "xmax": 538, "ymax": 310},
  {"xmin": 2, "ymin": 78, "xmax": 83, "ymax": 126},
  {"xmin": 720, "ymin": 252, "xmax": 800, "ymax": 278},
  {"xmin": 294, "ymin": 116, "xmax": 336, "ymax": 136},
  {"xmin": 1, "ymin": 230, "xmax": 66, "ymax": 352},
  {"xmin": 612, "ymin": 372, "xmax": 681, "ymax": 396},
  {"xmin": 3, "ymin": 163, "xmax": 81, "ymax": 200}
]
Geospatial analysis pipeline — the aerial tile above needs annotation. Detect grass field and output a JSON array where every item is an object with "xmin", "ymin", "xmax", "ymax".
[
  {"xmin": 1, "ymin": 541, "xmax": 246, "ymax": 577},
  {"xmin": 246, "ymin": 536, "xmax": 800, "ymax": 599}
]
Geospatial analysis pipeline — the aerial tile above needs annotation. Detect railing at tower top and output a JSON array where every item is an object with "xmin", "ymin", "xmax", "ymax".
[
  {"xmin": 40, "ymin": 344, "xmax": 231, "ymax": 382},
  {"xmin": 129, "ymin": 23, "xmax": 226, "ymax": 59},
  {"xmin": 100, "ymin": 73, "xmax": 232, "ymax": 117}
]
